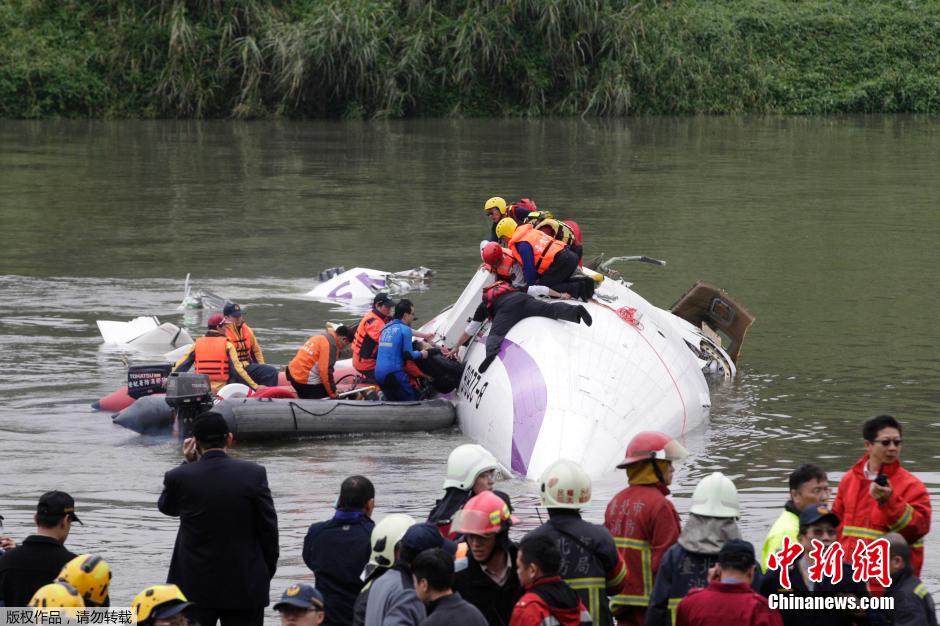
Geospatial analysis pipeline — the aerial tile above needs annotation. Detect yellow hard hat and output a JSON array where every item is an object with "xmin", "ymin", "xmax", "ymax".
[
  {"xmin": 495, "ymin": 217, "xmax": 518, "ymax": 240},
  {"xmin": 133, "ymin": 584, "xmax": 192, "ymax": 623},
  {"xmin": 29, "ymin": 581, "xmax": 85, "ymax": 608},
  {"xmin": 57, "ymin": 554, "xmax": 111, "ymax": 607},
  {"xmin": 483, "ymin": 197, "xmax": 507, "ymax": 214}
]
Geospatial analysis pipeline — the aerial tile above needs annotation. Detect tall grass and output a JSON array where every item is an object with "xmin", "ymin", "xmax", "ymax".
[{"xmin": 2, "ymin": 0, "xmax": 940, "ymax": 118}]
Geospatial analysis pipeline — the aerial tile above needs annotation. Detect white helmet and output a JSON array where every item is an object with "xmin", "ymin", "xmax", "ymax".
[
  {"xmin": 443, "ymin": 444, "xmax": 500, "ymax": 490},
  {"xmin": 215, "ymin": 383, "xmax": 250, "ymax": 401},
  {"xmin": 689, "ymin": 472, "xmax": 740, "ymax": 518},
  {"xmin": 539, "ymin": 458, "xmax": 592, "ymax": 509},
  {"xmin": 368, "ymin": 514, "xmax": 416, "ymax": 568}
]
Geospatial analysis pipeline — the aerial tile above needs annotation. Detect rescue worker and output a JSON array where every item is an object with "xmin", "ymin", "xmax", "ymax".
[
  {"xmin": 483, "ymin": 197, "xmax": 537, "ymax": 241},
  {"xmin": 882, "ymin": 532, "xmax": 937, "ymax": 626},
  {"xmin": 757, "ymin": 505, "xmax": 871, "ymax": 626},
  {"xmin": 132, "ymin": 584, "xmax": 193, "ymax": 626},
  {"xmin": 496, "ymin": 218, "xmax": 591, "ymax": 301},
  {"xmin": 510, "ymin": 533, "xmax": 593, "ymax": 626},
  {"xmin": 760, "ymin": 464, "xmax": 829, "ymax": 572},
  {"xmin": 273, "ymin": 584, "xmax": 326, "ymax": 626},
  {"xmin": 446, "ymin": 279, "xmax": 590, "ymax": 373},
  {"xmin": 286, "ymin": 325, "xmax": 354, "ymax": 399},
  {"xmin": 831, "ymin": 415, "xmax": 930, "ymax": 586},
  {"xmin": 534, "ymin": 459, "xmax": 627, "ymax": 626},
  {"xmin": 413, "ymin": 548, "xmax": 488, "ymax": 625},
  {"xmin": 375, "ymin": 299, "xmax": 437, "ymax": 401},
  {"xmin": 56, "ymin": 554, "xmax": 111, "ymax": 607},
  {"xmin": 352, "ymin": 514, "xmax": 417, "ymax": 626},
  {"xmin": 428, "ymin": 444, "xmax": 500, "ymax": 537},
  {"xmin": 29, "ymin": 581, "xmax": 85, "ymax": 608},
  {"xmin": 677, "ymin": 540, "xmax": 781, "ymax": 626},
  {"xmin": 480, "ymin": 243, "xmax": 571, "ymax": 299},
  {"xmin": 605, "ymin": 432, "xmax": 688, "ymax": 626},
  {"xmin": 352, "ymin": 293, "xmax": 395, "ymax": 380},
  {"xmin": 647, "ymin": 472, "xmax": 746, "ymax": 626},
  {"xmin": 452, "ymin": 491, "xmax": 524, "ymax": 626},
  {"xmin": 364, "ymin": 523, "xmax": 457, "ymax": 626},
  {"xmin": 223, "ymin": 302, "xmax": 279, "ymax": 387},
  {"xmin": 172, "ymin": 314, "xmax": 261, "ymax": 393}
]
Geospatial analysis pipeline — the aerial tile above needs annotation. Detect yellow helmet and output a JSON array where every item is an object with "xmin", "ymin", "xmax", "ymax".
[
  {"xmin": 57, "ymin": 554, "xmax": 111, "ymax": 606},
  {"xmin": 29, "ymin": 581, "xmax": 85, "ymax": 608},
  {"xmin": 133, "ymin": 584, "xmax": 192, "ymax": 623},
  {"xmin": 495, "ymin": 218, "xmax": 518, "ymax": 240},
  {"xmin": 483, "ymin": 197, "xmax": 507, "ymax": 215}
]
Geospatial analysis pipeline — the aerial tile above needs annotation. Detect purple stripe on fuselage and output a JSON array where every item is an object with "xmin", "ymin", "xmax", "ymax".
[{"xmin": 500, "ymin": 338, "xmax": 548, "ymax": 474}]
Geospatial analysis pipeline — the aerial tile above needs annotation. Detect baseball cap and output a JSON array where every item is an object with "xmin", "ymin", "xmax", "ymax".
[
  {"xmin": 37, "ymin": 491, "xmax": 83, "ymax": 525},
  {"xmin": 222, "ymin": 302, "xmax": 242, "ymax": 317},
  {"xmin": 192, "ymin": 412, "xmax": 230, "ymax": 441},
  {"xmin": 273, "ymin": 584, "xmax": 324, "ymax": 612},
  {"xmin": 799, "ymin": 504, "xmax": 840, "ymax": 529},
  {"xmin": 373, "ymin": 293, "xmax": 394, "ymax": 307},
  {"xmin": 718, "ymin": 539, "xmax": 756, "ymax": 569},
  {"xmin": 207, "ymin": 313, "xmax": 225, "ymax": 329},
  {"xmin": 402, "ymin": 523, "xmax": 457, "ymax": 556}
]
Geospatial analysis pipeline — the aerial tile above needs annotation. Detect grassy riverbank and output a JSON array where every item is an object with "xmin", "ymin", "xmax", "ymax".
[{"xmin": 2, "ymin": 0, "xmax": 940, "ymax": 118}]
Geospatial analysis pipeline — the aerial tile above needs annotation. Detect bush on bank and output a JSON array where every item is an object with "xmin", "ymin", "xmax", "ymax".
[{"xmin": 2, "ymin": 0, "xmax": 939, "ymax": 118}]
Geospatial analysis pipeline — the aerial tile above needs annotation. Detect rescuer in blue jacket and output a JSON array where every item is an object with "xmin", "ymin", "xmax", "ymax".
[{"xmin": 375, "ymin": 299, "xmax": 438, "ymax": 401}]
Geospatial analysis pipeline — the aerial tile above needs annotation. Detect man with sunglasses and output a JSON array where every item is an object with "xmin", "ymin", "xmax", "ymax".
[{"xmin": 831, "ymin": 415, "xmax": 931, "ymax": 585}]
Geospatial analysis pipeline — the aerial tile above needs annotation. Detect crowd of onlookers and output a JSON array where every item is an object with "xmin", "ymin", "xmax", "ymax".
[{"xmin": 0, "ymin": 413, "xmax": 935, "ymax": 626}]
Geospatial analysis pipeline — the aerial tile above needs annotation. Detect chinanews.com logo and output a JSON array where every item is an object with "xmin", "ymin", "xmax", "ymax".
[{"xmin": 765, "ymin": 536, "xmax": 896, "ymax": 611}]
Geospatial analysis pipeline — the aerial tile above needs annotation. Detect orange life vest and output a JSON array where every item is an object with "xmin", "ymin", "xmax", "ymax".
[
  {"xmin": 193, "ymin": 336, "xmax": 230, "ymax": 382},
  {"xmin": 481, "ymin": 281, "xmax": 517, "ymax": 316},
  {"xmin": 508, "ymin": 223, "xmax": 566, "ymax": 274},
  {"xmin": 352, "ymin": 310, "xmax": 388, "ymax": 373},
  {"xmin": 485, "ymin": 249, "xmax": 517, "ymax": 280},
  {"xmin": 225, "ymin": 323, "xmax": 257, "ymax": 365}
]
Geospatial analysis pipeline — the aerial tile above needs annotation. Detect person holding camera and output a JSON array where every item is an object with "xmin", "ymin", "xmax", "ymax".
[
  {"xmin": 831, "ymin": 415, "xmax": 931, "ymax": 589},
  {"xmin": 158, "ymin": 412, "xmax": 279, "ymax": 626}
]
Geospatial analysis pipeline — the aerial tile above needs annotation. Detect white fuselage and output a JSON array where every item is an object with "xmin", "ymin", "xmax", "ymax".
[{"xmin": 423, "ymin": 267, "xmax": 724, "ymax": 480}]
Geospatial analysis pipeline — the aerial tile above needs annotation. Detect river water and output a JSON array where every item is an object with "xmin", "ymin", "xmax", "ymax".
[{"xmin": 1, "ymin": 117, "xmax": 938, "ymax": 612}]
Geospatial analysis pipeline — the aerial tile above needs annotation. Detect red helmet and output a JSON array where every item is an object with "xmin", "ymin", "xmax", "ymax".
[
  {"xmin": 617, "ymin": 431, "xmax": 689, "ymax": 468},
  {"xmin": 563, "ymin": 220, "xmax": 582, "ymax": 245},
  {"xmin": 449, "ymin": 491, "xmax": 519, "ymax": 536},
  {"xmin": 481, "ymin": 242, "xmax": 504, "ymax": 268},
  {"xmin": 514, "ymin": 198, "xmax": 538, "ymax": 213}
]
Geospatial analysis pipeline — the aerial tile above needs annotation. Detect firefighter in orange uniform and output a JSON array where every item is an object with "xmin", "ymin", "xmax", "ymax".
[
  {"xmin": 831, "ymin": 414, "xmax": 931, "ymax": 588},
  {"xmin": 604, "ymin": 432, "xmax": 688, "ymax": 626},
  {"xmin": 172, "ymin": 314, "xmax": 260, "ymax": 392},
  {"xmin": 286, "ymin": 326, "xmax": 355, "ymax": 399},
  {"xmin": 222, "ymin": 302, "xmax": 279, "ymax": 386}
]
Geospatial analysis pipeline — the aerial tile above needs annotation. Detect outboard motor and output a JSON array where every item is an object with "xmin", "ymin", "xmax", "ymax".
[
  {"xmin": 165, "ymin": 372, "xmax": 213, "ymax": 439},
  {"xmin": 127, "ymin": 363, "xmax": 172, "ymax": 399}
]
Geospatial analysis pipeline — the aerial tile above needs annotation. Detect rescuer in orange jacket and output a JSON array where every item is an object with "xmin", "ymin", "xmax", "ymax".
[
  {"xmin": 352, "ymin": 293, "xmax": 395, "ymax": 380},
  {"xmin": 222, "ymin": 302, "xmax": 279, "ymax": 387},
  {"xmin": 831, "ymin": 414, "xmax": 931, "ymax": 586},
  {"xmin": 172, "ymin": 314, "xmax": 260, "ymax": 392},
  {"xmin": 604, "ymin": 432, "xmax": 688, "ymax": 626},
  {"xmin": 286, "ymin": 326, "xmax": 355, "ymax": 399},
  {"xmin": 496, "ymin": 220, "xmax": 592, "ymax": 301}
]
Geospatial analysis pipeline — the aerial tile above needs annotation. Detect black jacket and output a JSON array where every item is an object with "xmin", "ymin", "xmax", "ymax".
[
  {"xmin": 303, "ymin": 510, "xmax": 374, "ymax": 626},
  {"xmin": 421, "ymin": 592, "xmax": 489, "ymax": 626},
  {"xmin": 0, "ymin": 535, "xmax": 76, "ymax": 607},
  {"xmin": 455, "ymin": 543, "xmax": 523, "ymax": 626},
  {"xmin": 158, "ymin": 449, "xmax": 279, "ymax": 609},
  {"xmin": 757, "ymin": 557, "xmax": 873, "ymax": 626},
  {"xmin": 884, "ymin": 566, "xmax": 937, "ymax": 626}
]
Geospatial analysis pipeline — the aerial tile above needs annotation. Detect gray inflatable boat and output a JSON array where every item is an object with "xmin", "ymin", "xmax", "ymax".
[{"xmin": 112, "ymin": 395, "xmax": 456, "ymax": 439}]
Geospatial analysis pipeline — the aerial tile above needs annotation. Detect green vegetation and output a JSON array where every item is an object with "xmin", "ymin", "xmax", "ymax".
[{"xmin": 2, "ymin": 0, "xmax": 940, "ymax": 118}]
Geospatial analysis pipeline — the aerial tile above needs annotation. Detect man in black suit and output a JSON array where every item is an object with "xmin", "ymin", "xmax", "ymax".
[{"xmin": 159, "ymin": 412, "xmax": 279, "ymax": 626}]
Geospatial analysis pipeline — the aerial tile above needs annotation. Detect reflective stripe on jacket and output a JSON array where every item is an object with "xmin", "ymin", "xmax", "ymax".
[
  {"xmin": 287, "ymin": 330, "xmax": 339, "ymax": 396},
  {"xmin": 604, "ymin": 484, "xmax": 680, "ymax": 612},
  {"xmin": 831, "ymin": 454, "xmax": 931, "ymax": 581}
]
